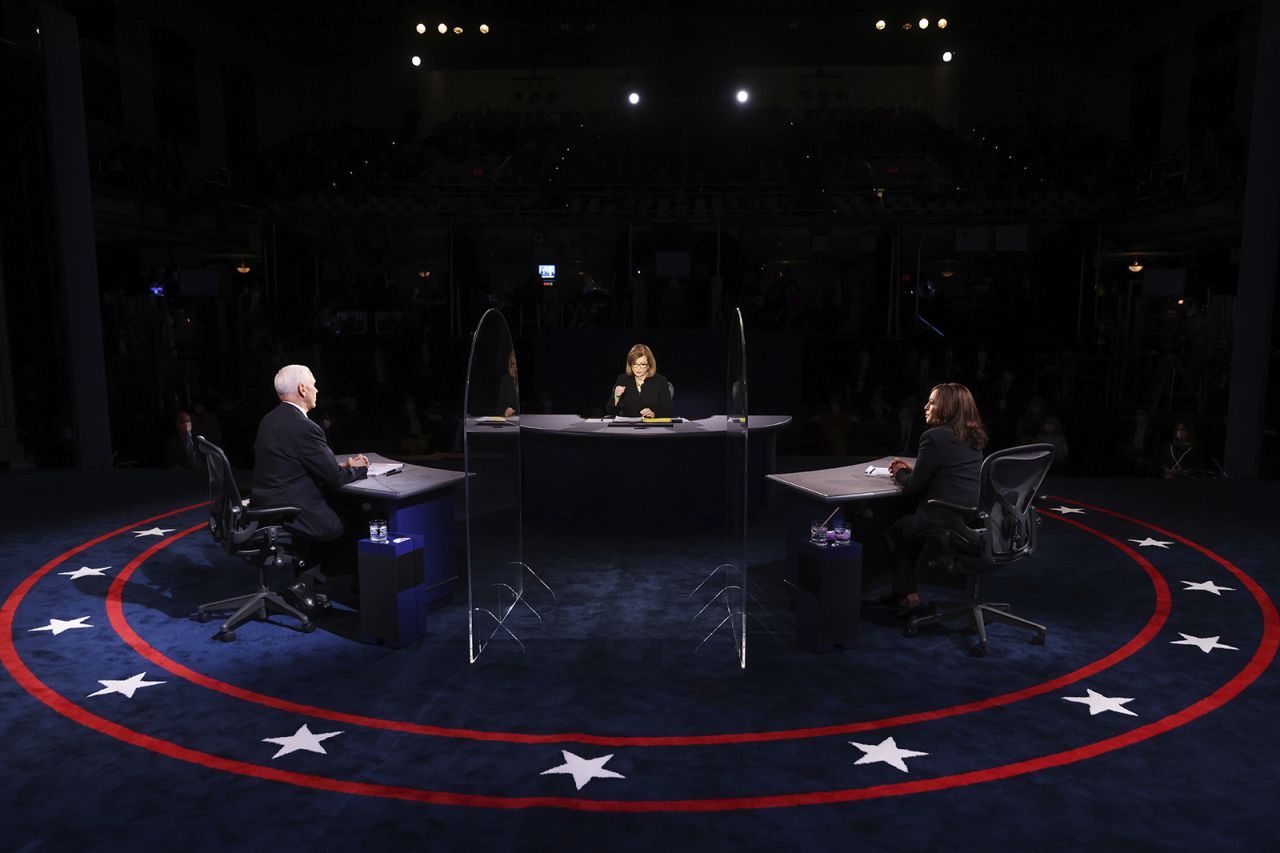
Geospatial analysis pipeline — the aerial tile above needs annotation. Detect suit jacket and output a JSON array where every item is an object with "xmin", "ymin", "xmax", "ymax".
[
  {"xmin": 894, "ymin": 425, "xmax": 982, "ymax": 507},
  {"xmin": 605, "ymin": 373, "xmax": 672, "ymax": 417},
  {"xmin": 251, "ymin": 402, "xmax": 366, "ymax": 541}
]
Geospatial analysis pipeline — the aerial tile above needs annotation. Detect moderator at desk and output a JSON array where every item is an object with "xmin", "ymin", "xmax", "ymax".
[{"xmin": 519, "ymin": 414, "xmax": 791, "ymax": 525}]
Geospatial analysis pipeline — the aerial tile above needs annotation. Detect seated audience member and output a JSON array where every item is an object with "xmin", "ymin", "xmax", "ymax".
[
  {"xmin": 190, "ymin": 400, "xmax": 222, "ymax": 447},
  {"xmin": 1161, "ymin": 421, "xmax": 1207, "ymax": 479},
  {"xmin": 1120, "ymin": 406, "xmax": 1160, "ymax": 476},
  {"xmin": 251, "ymin": 364, "xmax": 368, "ymax": 593},
  {"xmin": 883, "ymin": 383, "xmax": 987, "ymax": 617},
  {"xmin": 1035, "ymin": 415, "xmax": 1070, "ymax": 468},
  {"xmin": 605, "ymin": 344, "xmax": 672, "ymax": 418},
  {"xmin": 163, "ymin": 411, "xmax": 200, "ymax": 470}
]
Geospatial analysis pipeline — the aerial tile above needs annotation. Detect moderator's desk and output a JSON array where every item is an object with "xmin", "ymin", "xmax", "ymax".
[
  {"xmin": 766, "ymin": 456, "xmax": 910, "ymax": 649},
  {"xmin": 518, "ymin": 414, "xmax": 791, "ymax": 526},
  {"xmin": 339, "ymin": 453, "xmax": 467, "ymax": 605}
]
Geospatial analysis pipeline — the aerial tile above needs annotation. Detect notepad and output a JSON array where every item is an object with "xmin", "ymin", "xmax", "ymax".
[
  {"xmin": 864, "ymin": 465, "xmax": 892, "ymax": 477},
  {"xmin": 368, "ymin": 462, "xmax": 404, "ymax": 477},
  {"xmin": 475, "ymin": 416, "xmax": 511, "ymax": 424}
]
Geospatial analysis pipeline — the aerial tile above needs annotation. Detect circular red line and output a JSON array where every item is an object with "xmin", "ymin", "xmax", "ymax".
[
  {"xmin": 0, "ymin": 507, "xmax": 1274, "ymax": 809},
  {"xmin": 101, "ymin": 511, "xmax": 1168, "ymax": 746},
  {"xmin": 4, "ymin": 501, "xmax": 1274, "ymax": 812}
]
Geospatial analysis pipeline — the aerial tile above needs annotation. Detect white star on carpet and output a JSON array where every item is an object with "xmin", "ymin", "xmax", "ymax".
[
  {"xmin": 262, "ymin": 724, "xmax": 343, "ymax": 759},
  {"xmin": 133, "ymin": 527, "xmax": 175, "ymax": 537},
  {"xmin": 1170, "ymin": 633, "xmax": 1239, "ymax": 654},
  {"xmin": 1181, "ymin": 580, "xmax": 1235, "ymax": 596},
  {"xmin": 1063, "ymin": 688, "xmax": 1138, "ymax": 716},
  {"xmin": 57, "ymin": 565, "xmax": 112, "ymax": 580},
  {"xmin": 88, "ymin": 672, "xmax": 166, "ymax": 699},
  {"xmin": 1128, "ymin": 537, "xmax": 1173, "ymax": 549},
  {"xmin": 848, "ymin": 736, "xmax": 929, "ymax": 773},
  {"xmin": 1048, "ymin": 505, "xmax": 1085, "ymax": 515},
  {"xmin": 28, "ymin": 616, "xmax": 93, "ymax": 635},
  {"xmin": 540, "ymin": 750, "xmax": 626, "ymax": 790}
]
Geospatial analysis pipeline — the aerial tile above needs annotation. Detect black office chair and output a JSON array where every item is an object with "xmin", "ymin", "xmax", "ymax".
[
  {"xmin": 194, "ymin": 436, "xmax": 314, "ymax": 641},
  {"xmin": 905, "ymin": 443, "xmax": 1055, "ymax": 656}
]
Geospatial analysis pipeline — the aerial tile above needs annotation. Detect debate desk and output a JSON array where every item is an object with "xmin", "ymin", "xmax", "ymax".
[
  {"xmin": 339, "ymin": 453, "xmax": 466, "ymax": 606},
  {"xmin": 766, "ymin": 457, "xmax": 911, "ymax": 649},
  {"xmin": 518, "ymin": 414, "xmax": 791, "ymax": 526}
]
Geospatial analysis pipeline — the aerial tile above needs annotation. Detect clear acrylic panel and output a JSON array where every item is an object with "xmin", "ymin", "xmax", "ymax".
[
  {"xmin": 691, "ymin": 307, "xmax": 749, "ymax": 667},
  {"xmin": 464, "ymin": 309, "xmax": 526, "ymax": 661}
]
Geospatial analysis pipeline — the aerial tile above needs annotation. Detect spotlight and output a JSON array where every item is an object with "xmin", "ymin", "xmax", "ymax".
[
  {"xmin": 919, "ymin": 18, "xmax": 930, "ymax": 28},
  {"xmin": 1128, "ymin": 259, "xmax": 1144, "ymax": 273},
  {"xmin": 411, "ymin": 55, "xmax": 421, "ymax": 66},
  {"xmin": 736, "ymin": 89, "xmax": 750, "ymax": 104},
  {"xmin": 875, "ymin": 19, "xmax": 886, "ymax": 30},
  {"xmin": 415, "ymin": 22, "xmax": 426, "ymax": 34},
  {"xmin": 437, "ymin": 23, "xmax": 447, "ymax": 34},
  {"xmin": 417, "ymin": 269, "xmax": 431, "ymax": 279},
  {"xmin": 942, "ymin": 51, "xmax": 953, "ymax": 62},
  {"xmin": 479, "ymin": 24, "xmax": 490, "ymax": 34},
  {"xmin": 903, "ymin": 21, "xmax": 912, "ymax": 30},
  {"xmin": 941, "ymin": 268, "xmax": 955, "ymax": 278},
  {"xmin": 235, "ymin": 262, "xmax": 251, "ymax": 274},
  {"xmin": 628, "ymin": 91, "xmax": 640, "ymax": 105},
  {"xmin": 453, "ymin": 26, "xmax": 463, "ymax": 34},
  {"xmin": 937, "ymin": 18, "xmax": 948, "ymax": 29}
]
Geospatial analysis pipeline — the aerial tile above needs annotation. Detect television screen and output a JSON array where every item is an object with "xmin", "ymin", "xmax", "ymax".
[{"xmin": 538, "ymin": 263, "xmax": 556, "ymax": 280}]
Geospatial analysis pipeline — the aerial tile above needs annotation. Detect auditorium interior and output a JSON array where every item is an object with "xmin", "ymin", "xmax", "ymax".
[{"xmin": 1, "ymin": 1, "xmax": 1278, "ymax": 849}]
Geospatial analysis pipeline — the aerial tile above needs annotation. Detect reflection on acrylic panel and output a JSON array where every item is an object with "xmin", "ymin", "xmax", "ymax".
[{"xmin": 463, "ymin": 309, "xmax": 524, "ymax": 662}]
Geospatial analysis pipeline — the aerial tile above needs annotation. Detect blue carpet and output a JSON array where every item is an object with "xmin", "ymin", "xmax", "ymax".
[{"xmin": 1, "ymin": 469, "xmax": 1278, "ymax": 850}]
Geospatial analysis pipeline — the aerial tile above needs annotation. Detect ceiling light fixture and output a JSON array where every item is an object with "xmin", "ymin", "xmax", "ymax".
[{"xmin": 1128, "ymin": 259, "xmax": 1144, "ymax": 273}]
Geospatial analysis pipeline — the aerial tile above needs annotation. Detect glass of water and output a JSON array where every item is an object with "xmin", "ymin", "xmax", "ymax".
[{"xmin": 369, "ymin": 519, "xmax": 388, "ymax": 542}]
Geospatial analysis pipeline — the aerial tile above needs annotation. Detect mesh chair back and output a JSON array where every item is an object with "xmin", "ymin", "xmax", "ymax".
[
  {"xmin": 196, "ymin": 436, "xmax": 255, "ymax": 551},
  {"xmin": 979, "ymin": 443, "xmax": 1054, "ymax": 561}
]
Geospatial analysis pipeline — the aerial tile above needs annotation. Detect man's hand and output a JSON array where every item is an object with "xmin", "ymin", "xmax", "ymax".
[{"xmin": 343, "ymin": 453, "xmax": 369, "ymax": 469}]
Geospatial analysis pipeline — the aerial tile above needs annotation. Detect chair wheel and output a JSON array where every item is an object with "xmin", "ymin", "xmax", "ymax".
[
  {"xmin": 196, "ymin": 611, "xmax": 211, "ymax": 623},
  {"xmin": 969, "ymin": 643, "xmax": 987, "ymax": 657},
  {"xmin": 301, "ymin": 620, "xmax": 316, "ymax": 633},
  {"xmin": 218, "ymin": 630, "xmax": 236, "ymax": 642},
  {"xmin": 1031, "ymin": 632, "xmax": 1046, "ymax": 646}
]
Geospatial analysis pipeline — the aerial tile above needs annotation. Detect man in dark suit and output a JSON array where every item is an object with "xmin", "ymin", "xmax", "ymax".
[{"xmin": 251, "ymin": 364, "xmax": 368, "ymax": 587}]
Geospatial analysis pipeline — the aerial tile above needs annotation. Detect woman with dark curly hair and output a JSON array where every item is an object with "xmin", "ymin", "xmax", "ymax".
[{"xmin": 883, "ymin": 382, "xmax": 988, "ymax": 617}]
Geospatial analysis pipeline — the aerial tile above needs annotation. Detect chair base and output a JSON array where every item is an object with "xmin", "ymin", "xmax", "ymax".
[
  {"xmin": 906, "ymin": 597, "xmax": 1046, "ymax": 655},
  {"xmin": 197, "ymin": 585, "xmax": 313, "ymax": 637}
]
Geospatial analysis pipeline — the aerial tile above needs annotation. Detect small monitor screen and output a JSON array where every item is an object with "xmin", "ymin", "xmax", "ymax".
[{"xmin": 538, "ymin": 263, "xmax": 556, "ymax": 280}]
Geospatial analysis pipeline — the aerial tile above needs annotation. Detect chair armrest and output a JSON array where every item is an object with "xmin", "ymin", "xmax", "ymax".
[
  {"xmin": 925, "ymin": 499, "xmax": 985, "ymax": 524},
  {"xmin": 242, "ymin": 505, "xmax": 301, "ymax": 523}
]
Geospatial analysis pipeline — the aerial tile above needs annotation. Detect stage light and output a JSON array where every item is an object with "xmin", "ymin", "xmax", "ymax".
[
  {"xmin": 235, "ymin": 262, "xmax": 251, "ymax": 274},
  {"xmin": 875, "ymin": 19, "xmax": 886, "ymax": 30},
  {"xmin": 919, "ymin": 18, "xmax": 930, "ymax": 28},
  {"xmin": 437, "ymin": 23, "xmax": 447, "ymax": 34},
  {"xmin": 411, "ymin": 55, "xmax": 421, "ymax": 66},
  {"xmin": 1128, "ymin": 259, "xmax": 1144, "ymax": 273},
  {"xmin": 479, "ymin": 24, "xmax": 490, "ymax": 34},
  {"xmin": 417, "ymin": 269, "xmax": 431, "ymax": 279},
  {"xmin": 938, "ymin": 18, "xmax": 949, "ymax": 29},
  {"xmin": 628, "ymin": 91, "xmax": 640, "ymax": 105},
  {"xmin": 941, "ymin": 268, "xmax": 955, "ymax": 278},
  {"xmin": 943, "ymin": 51, "xmax": 953, "ymax": 62},
  {"xmin": 736, "ymin": 89, "xmax": 750, "ymax": 104},
  {"xmin": 453, "ymin": 26, "xmax": 463, "ymax": 34},
  {"xmin": 415, "ymin": 23, "xmax": 426, "ymax": 34},
  {"xmin": 903, "ymin": 21, "xmax": 912, "ymax": 30}
]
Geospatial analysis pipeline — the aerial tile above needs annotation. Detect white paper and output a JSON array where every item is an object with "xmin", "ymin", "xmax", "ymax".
[
  {"xmin": 864, "ymin": 465, "xmax": 892, "ymax": 477},
  {"xmin": 368, "ymin": 462, "xmax": 404, "ymax": 477}
]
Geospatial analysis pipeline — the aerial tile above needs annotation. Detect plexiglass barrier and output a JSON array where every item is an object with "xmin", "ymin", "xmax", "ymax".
[
  {"xmin": 464, "ymin": 309, "xmax": 546, "ymax": 662},
  {"xmin": 691, "ymin": 307, "xmax": 749, "ymax": 667}
]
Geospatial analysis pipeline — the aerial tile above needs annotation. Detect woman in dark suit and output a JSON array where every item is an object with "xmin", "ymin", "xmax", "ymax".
[
  {"xmin": 884, "ymin": 382, "xmax": 987, "ymax": 616},
  {"xmin": 605, "ymin": 344, "xmax": 672, "ymax": 418}
]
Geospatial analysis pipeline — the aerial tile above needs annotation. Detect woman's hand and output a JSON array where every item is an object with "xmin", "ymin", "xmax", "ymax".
[
  {"xmin": 503, "ymin": 407, "xmax": 515, "ymax": 418},
  {"xmin": 640, "ymin": 408, "xmax": 655, "ymax": 418},
  {"xmin": 613, "ymin": 385, "xmax": 626, "ymax": 400},
  {"xmin": 888, "ymin": 458, "xmax": 911, "ymax": 476}
]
